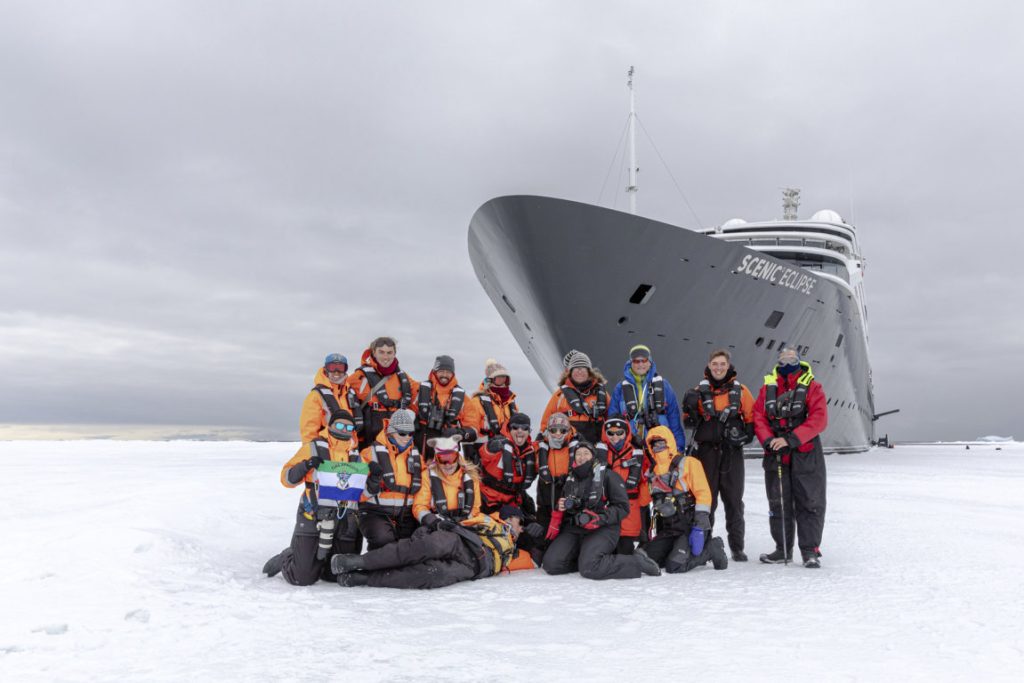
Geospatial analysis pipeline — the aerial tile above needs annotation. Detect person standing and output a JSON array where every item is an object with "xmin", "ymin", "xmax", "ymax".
[
  {"xmin": 753, "ymin": 347, "xmax": 829, "ymax": 568},
  {"xmin": 682, "ymin": 349, "xmax": 755, "ymax": 561},
  {"xmin": 346, "ymin": 337, "xmax": 419, "ymax": 444},
  {"xmin": 541, "ymin": 349, "xmax": 608, "ymax": 444},
  {"xmin": 415, "ymin": 355, "xmax": 475, "ymax": 458},
  {"xmin": 463, "ymin": 358, "xmax": 520, "ymax": 458},
  {"xmin": 299, "ymin": 353, "xmax": 361, "ymax": 442},
  {"xmin": 608, "ymin": 345, "xmax": 686, "ymax": 446}
]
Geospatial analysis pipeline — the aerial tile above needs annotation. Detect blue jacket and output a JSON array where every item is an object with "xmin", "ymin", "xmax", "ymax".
[{"xmin": 607, "ymin": 360, "xmax": 686, "ymax": 447}]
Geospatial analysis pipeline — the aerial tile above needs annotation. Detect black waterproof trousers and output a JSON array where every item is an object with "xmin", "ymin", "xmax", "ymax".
[
  {"xmin": 358, "ymin": 506, "xmax": 418, "ymax": 551},
  {"xmin": 541, "ymin": 526, "xmax": 642, "ymax": 580},
  {"xmin": 644, "ymin": 528, "xmax": 716, "ymax": 573},
  {"xmin": 361, "ymin": 527, "xmax": 491, "ymax": 589},
  {"xmin": 280, "ymin": 506, "xmax": 362, "ymax": 586},
  {"xmin": 763, "ymin": 440, "xmax": 827, "ymax": 557},
  {"xmin": 696, "ymin": 441, "xmax": 746, "ymax": 554}
]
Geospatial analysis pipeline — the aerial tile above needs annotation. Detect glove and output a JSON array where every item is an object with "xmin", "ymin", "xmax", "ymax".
[
  {"xmin": 365, "ymin": 461, "xmax": 384, "ymax": 493},
  {"xmin": 682, "ymin": 390, "xmax": 700, "ymax": 414},
  {"xmin": 486, "ymin": 437, "xmax": 508, "ymax": 453},
  {"xmin": 689, "ymin": 526, "xmax": 706, "ymax": 556},
  {"xmin": 545, "ymin": 510, "xmax": 564, "ymax": 540},
  {"xmin": 436, "ymin": 518, "xmax": 457, "ymax": 532},
  {"xmin": 538, "ymin": 468, "xmax": 553, "ymax": 485},
  {"xmin": 525, "ymin": 522, "xmax": 544, "ymax": 539},
  {"xmin": 693, "ymin": 510, "xmax": 711, "ymax": 531},
  {"xmin": 306, "ymin": 453, "xmax": 325, "ymax": 470},
  {"xmin": 576, "ymin": 509, "xmax": 601, "ymax": 530},
  {"xmin": 462, "ymin": 427, "xmax": 478, "ymax": 443}
]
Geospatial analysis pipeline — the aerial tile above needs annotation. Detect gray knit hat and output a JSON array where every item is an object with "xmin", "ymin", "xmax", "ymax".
[
  {"xmin": 432, "ymin": 355, "xmax": 455, "ymax": 374},
  {"xmin": 563, "ymin": 349, "xmax": 593, "ymax": 371},
  {"xmin": 387, "ymin": 409, "xmax": 417, "ymax": 435}
]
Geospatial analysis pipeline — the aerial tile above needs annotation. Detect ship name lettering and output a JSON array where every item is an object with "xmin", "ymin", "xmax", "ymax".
[{"xmin": 737, "ymin": 255, "xmax": 816, "ymax": 295}]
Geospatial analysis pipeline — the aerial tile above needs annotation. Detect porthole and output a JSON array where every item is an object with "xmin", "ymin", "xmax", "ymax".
[{"xmin": 755, "ymin": 338, "xmax": 765, "ymax": 347}]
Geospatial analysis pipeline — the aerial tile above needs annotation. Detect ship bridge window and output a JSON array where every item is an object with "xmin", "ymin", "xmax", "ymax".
[
  {"xmin": 751, "ymin": 238, "xmax": 778, "ymax": 246},
  {"xmin": 629, "ymin": 284, "xmax": 656, "ymax": 305},
  {"xmin": 764, "ymin": 251, "xmax": 851, "ymax": 283},
  {"xmin": 765, "ymin": 311, "xmax": 784, "ymax": 329},
  {"xmin": 778, "ymin": 238, "xmax": 804, "ymax": 247}
]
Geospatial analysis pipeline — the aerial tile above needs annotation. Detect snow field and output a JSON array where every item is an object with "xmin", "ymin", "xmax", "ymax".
[{"xmin": 1, "ymin": 441, "xmax": 1022, "ymax": 681}]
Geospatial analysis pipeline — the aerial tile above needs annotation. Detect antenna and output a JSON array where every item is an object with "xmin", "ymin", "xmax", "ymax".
[
  {"xmin": 782, "ymin": 187, "xmax": 800, "ymax": 221},
  {"xmin": 626, "ymin": 66, "xmax": 638, "ymax": 215}
]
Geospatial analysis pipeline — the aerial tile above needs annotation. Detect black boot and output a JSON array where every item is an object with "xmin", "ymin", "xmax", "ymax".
[
  {"xmin": 633, "ymin": 547, "xmax": 662, "ymax": 577},
  {"xmin": 759, "ymin": 548, "xmax": 792, "ymax": 564},
  {"xmin": 802, "ymin": 550, "xmax": 821, "ymax": 568},
  {"xmin": 731, "ymin": 549, "xmax": 748, "ymax": 562},
  {"xmin": 710, "ymin": 538, "xmax": 728, "ymax": 570},
  {"xmin": 337, "ymin": 571, "xmax": 370, "ymax": 587},
  {"xmin": 330, "ymin": 553, "xmax": 366, "ymax": 574},
  {"xmin": 262, "ymin": 548, "xmax": 290, "ymax": 578}
]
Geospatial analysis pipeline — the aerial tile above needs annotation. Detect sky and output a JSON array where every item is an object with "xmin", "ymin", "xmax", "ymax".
[{"xmin": 2, "ymin": 1, "xmax": 1022, "ymax": 441}]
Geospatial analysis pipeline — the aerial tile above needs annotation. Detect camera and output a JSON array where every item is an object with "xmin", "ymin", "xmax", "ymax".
[
  {"xmin": 426, "ymin": 404, "xmax": 446, "ymax": 432},
  {"xmin": 316, "ymin": 504, "xmax": 338, "ymax": 560},
  {"xmin": 652, "ymin": 494, "xmax": 676, "ymax": 518},
  {"xmin": 563, "ymin": 496, "xmax": 583, "ymax": 512}
]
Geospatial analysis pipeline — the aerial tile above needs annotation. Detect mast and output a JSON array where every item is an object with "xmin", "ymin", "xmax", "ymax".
[
  {"xmin": 782, "ymin": 187, "xmax": 800, "ymax": 221},
  {"xmin": 627, "ymin": 66, "xmax": 638, "ymax": 215}
]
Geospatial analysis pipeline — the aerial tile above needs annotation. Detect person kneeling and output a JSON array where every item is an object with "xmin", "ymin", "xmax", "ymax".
[
  {"xmin": 330, "ymin": 436, "xmax": 517, "ymax": 589},
  {"xmin": 642, "ymin": 427, "xmax": 728, "ymax": 573},
  {"xmin": 541, "ymin": 441, "xmax": 661, "ymax": 580}
]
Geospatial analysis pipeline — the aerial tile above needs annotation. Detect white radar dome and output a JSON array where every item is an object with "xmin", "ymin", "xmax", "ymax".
[
  {"xmin": 811, "ymin": 209, "xmax": 845, "ymax": 224},
  {"xmin": 722, "ymin": 218, "xmax": 747, "ymax": 228}
]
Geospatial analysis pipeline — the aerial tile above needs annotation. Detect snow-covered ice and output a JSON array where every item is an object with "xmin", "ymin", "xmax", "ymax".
[{"xmin": 1, "ymin": 441, "xmax": 1022, "ymax": 681}]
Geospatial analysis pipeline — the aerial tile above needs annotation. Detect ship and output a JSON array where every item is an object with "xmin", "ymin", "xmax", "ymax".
[{"xmin": 467, "ymin": 191, "xmax": 876, "ymax": 453}]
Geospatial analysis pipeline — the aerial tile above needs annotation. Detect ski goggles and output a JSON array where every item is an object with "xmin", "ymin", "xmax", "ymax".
[
  {"xmin": 434, "ymin": 449, "xmax": 459, "ymax": 464},
  {"xmin": 778, "ymin": 358, "xmax": 800, "ymax": 368},
  {"xmin": 325, "ymin": 363, "xmax": 348, "ymax": 373},
  {"xmin": 650, "ymin": 440, "xmax": 669, "ymax": 453},
  {"xmin": 331, "ymin": 422, "xmax": 356, "ymax": 433}
]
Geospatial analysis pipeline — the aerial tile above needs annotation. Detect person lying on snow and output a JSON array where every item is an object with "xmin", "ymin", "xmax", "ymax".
[{"xmin": 330, "ymin": 436, "xmax": 526, "ymax": 588}]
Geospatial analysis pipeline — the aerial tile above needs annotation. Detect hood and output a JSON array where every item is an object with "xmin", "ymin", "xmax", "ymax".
[
  {"xmin": 601, "ymin": 415, "xmax": 634, "ymax": 451},
  {"xmin": 645, "ymin": 425, "xmax": 678, "ymax": 454}
]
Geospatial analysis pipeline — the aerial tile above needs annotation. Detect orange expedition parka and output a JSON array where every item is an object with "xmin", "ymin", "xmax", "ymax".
[
  {"xmin": 540, "ymin": 374, "xmax": 609, "ymax": 445},
  {"xmin": 477, "ymin": 423, "xmax": 537, "ymax": 510},
  {"xmin": 416, "ymin": 371, "xmax": 473, "ymax": 440},
  {"xmin": 346, "ymin": 348, "xmax": 420, "ymax": 441},
  {"xmin": 359, "ymin": 425, "xmax": 425, "ymax": 514},
  {"xmin": 644, "ymin": 426, "xmax": 712, "ymax": 513},
  {"xmin": 682, "ymin": 366, "xmax": 755, "ymax": 446},
  {"xmin": 299, "ymin": 367, "xmax": 359, "ymax": 443},
  {"xmin": 463, "ymin": 381, "xmax": 520, "ymax": 441},
  {"xmin": 537, "ymin": 426, "xmax": 577, "ymax": 483},
  {"xmin": 597, "ymin": 420, "xmax": 646, "ymax": 538},
  {"xmin": 412, "ymin": 463, "xmax": 482, "ymax": 524},
  {"xmin": 280, "ymin": 437, "xmax": 360, "ymax": 516}
]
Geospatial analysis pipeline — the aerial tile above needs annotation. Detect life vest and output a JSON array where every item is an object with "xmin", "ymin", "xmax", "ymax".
[
  {"xmin": 478, "ymin": 393, "xmax": 518, "ymax": 436},
  {"xmin": 371, "ymin": 442, "xmax": 423, "ymax": 496},
  {"xmin": 537, "ymin": 438, "xmax": 577, "ymax": 482},
  {"xmin": 360, "ymin": 365, "xmax": 413, "ymax": 412},
  {"xmin": 563, "ymin": 463, "xmax": 608, "ymax": 513},
  {"xmin": 426, "ymin": 464, "xmax": 475, "ymax": 521},
  {"xmin": 763, "ymin": 363, "xmax": 814, "ymax": 435},
  {"xmin": 695, "ymin": 378, "xmax": 745, "ymax": 444},
  {"xmin": 312, "ymin": 383, "xmax": 363, "ymax": 430},
  {"xmin": 416, "ymin": 380, "xmax": 465, "ymax": 428},
  {"xmin": 596, "ymin": 441, "xmax": 643, "ymax": 496},
  {"xmin": 481, "ymin": 439, "xmax": 536, "ymax": 494},
  {"xmin": 559, "ymin": 382, "xmax": 608, "ymax": 421},
  {"xmin": 620, "ymin": 374, "xmax": 666, "ymax": 428},
  {"xmin": 648, "ymin": 454, "xmax": 696, "ymax": 518}
]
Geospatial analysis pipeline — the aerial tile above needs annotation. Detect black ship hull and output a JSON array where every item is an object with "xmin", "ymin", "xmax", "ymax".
[{"xmin": 468, "ymin": 195, "xmax": 874, "ymax": 453}]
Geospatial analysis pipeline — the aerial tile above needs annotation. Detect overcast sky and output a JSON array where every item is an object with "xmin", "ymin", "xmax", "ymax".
[{"xmin": 2, "ymin": 1, "xmax": 1022, "ymax": 442}]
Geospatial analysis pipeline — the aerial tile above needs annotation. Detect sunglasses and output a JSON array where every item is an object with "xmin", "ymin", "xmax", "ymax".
[
  {"xmin": 393, "ymin": 430, "xmax": 414, "ymax": 437},
  {"xmin": 631, "ymin": 357, "xmax": 650, "ymax": 363},
  {"xmin": 510, "ymin": 426, "xmax": 531, "ymax": 432},
  {"xmin": 606, "ymin": 429, "xmax": 626, "ymax": 437},
  {"xmin": 325, "ymin": 364, "xmax": 348, "ymax": 373},
  {"xmin": 547, "ymin": 427, "xmax": 569, "ymax": 435},
  {"xmin": 331, "ymin": 423, "xmax": 356, "ymax": 433}
]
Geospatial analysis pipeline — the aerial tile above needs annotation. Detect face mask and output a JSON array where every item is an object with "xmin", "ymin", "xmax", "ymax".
[
  {"xmin": 778, "ymin": 361, "xmax": 800, "ymax": 376},
  {"xmin": 572, "ymin": 461, "xmax": 593, "ymax": 479}
]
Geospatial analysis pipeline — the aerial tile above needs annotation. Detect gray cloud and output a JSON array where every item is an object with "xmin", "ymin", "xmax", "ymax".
[{"xmin": 2, "ymin": 1, "xmax": 1021, "ymax": 441}]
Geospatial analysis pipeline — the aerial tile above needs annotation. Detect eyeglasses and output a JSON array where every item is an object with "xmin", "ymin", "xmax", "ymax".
[
  {"xmin": 606, "ymin": 429, "xmax": 626, "ymax": 437},
  {"xmin": 331, "ymin": 423, "xmax": 356, "ymax": 433},
  {"xmin": 547, "ymin": 427, "xmax": 569, "ymax": 435},
  {"xmin": 325, "ymin": 364, "xmax": 348, "ymax": 373},
  {"xmin": 631, "ymin": 357, "xmax": 650, "ymax": 363},
  {"xmin": 510, "ymin": 426, "xmax": 531, "ymax": 432}
]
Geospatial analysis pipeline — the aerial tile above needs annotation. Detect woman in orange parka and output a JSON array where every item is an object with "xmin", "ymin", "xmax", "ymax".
[
  {"xmin": 263, "ymin": 409, "xmax": 363, "ymax": 585},
  {"xmin": 641, "ymin": 426, "xmax": 728, "ymax": 573},
  {"xmin": 535, "ymin": 412, "xmax": 577, "ymax": 537},
  {"xmin": 330, "ymin": 436, "xmax": 519, "ymax": 588},
  {"xmin": 346, "ymin": 337, "xmax": 420, "ymax": 444},
  {"xmin": 462, "ymin": 358, "xmax": 520, "ymax": 460},
  {"xmin": 540, "ymin": 350, "xmax": 608, "ymax": 445},
  {"xmin": 596, "ymin": 415, "xmax": 648, "ymax": 555},
  {"xmin": 299, "ymin": 353, "xmax": 361, "ymax": 442},
  {"xmin": 358, "ymin": 408, "xmax": 424, "ymax": 550}
]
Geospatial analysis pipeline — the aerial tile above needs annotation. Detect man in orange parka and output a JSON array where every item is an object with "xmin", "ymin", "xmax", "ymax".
[
  {"xmin": 642, "ymin": 426, "xmax": 728, "ymax": 573},
  {"xmin": 346, "ymin": 337, "xmax": 420, "ymax": 444},
  {"xmin": 753, "ymin": 346, "xmax": 828, "ymax": 568},
  {"xmin": 263, "ymin": 409, "xmax": 363, "ymax": 585},
  {"xmin": 682, "ymin": 349, "xmax": 756, "ymax": 561},
  {"xmin": 415, "ymin": 355, "xmax": 475, "ymax": 458},
  {"xmin": 299, "ymin": 353, "xmax": 361, "ymax": 442},
  {"xmin": 331, "ymin": 436, "xmax": 519, "ymax": 588},
  {"xmin": 596, "ymin": 415, "xmax": 647, "ymax": 555},
  {"xmin": 358, "ymin": 408, "xmax": 424, "ymax": 550}
]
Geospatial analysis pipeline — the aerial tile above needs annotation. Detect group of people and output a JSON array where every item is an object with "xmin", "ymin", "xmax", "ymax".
[{"xmin": 262, "ymin": 336, "xmax": 829, "ymax": 590}]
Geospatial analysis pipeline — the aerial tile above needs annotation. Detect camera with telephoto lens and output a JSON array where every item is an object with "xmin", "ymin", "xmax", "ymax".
[
  {"xmin": 316, "ymin": 504, "xmax": 339, "ymax": 560},
  {"xmin": 563, "ymin": 495, "xmax": 583, "ymax": 512}
]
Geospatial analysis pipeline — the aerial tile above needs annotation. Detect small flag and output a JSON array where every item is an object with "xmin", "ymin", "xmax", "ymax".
[{"xmin": 315, "ymin": 461, "xmax": 369, "ymax": 503}]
